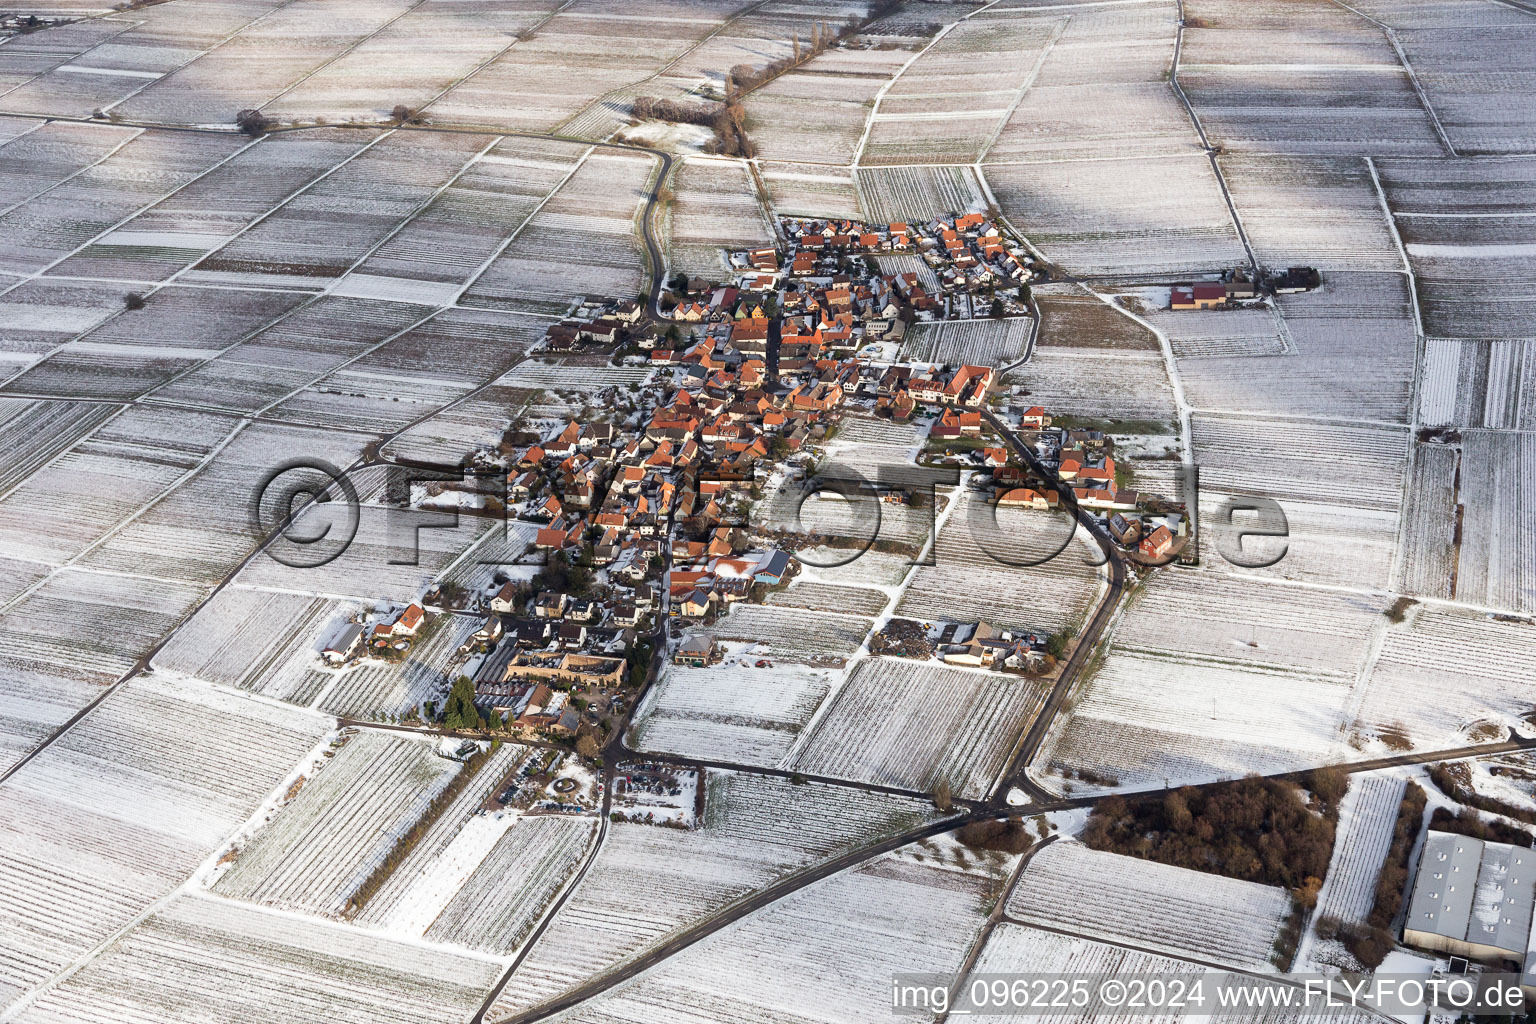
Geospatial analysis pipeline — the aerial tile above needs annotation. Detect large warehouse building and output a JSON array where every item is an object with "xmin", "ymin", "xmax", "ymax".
[{"xmin": 1404, "ymin": 831, "xmax": 1535, "ymax": 968}]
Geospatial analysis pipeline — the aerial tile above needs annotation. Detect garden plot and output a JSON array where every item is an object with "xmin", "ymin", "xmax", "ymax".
[
  {"xmin": 791, "ymin": 546, "xmax": 915, "ymax": 589},
  {"xmin": 424, "ymin": 814, "xmax": 595, "ymax": 955},
  {"xmin": 984, "ymin": 2, "xmax": 1190, "ymax": 163},
  {"xmin": 1313, "ymin": 773, "xmax": 1407, "ymax": 928},
  {"xmin": 696, "ymin": 602, "xmax": 871, "ymax": 663},
  {"xmin": 536, "ymin": 850, "xmax": 994, "ymax": 1024},
  {"xmin": 901, "ymin": 318, "xmax": 1031, "ymax": 368},
  {"xmin": 213, "ymin": 730, "xmax": 458, "ymax": 917},
  {"xmin": 983, "ymin": 155, "xmax": 1246, "ymax": 277},
  {"xmin": 13, "ymin": 892, "xmax": 504, "ymax": 1024},
  {"xmin": 186, "ymin": 130, "xmax": 491, "ymax": 289},
  {"xmin": 898, "ymin": 491, "xmax": 1106, "ymax": 636},
  {"xmin": 1395, "ymin": 442, "xmax": 1457, "ymax": 601},
  {"xmin": 79, "ymin": 421, "xmax": 368, "ymax": 585},
  {"xmin": 1007, "ymin": 840, "xmax": 1289, "ymax": 971},
  {"xmin": 1447, "ymin": 430, "xmax": 1536, "ymax": 613},
  {"xmin": 1006, "ymin": 343, "xmax": 1176, "ymax": 422},
  {"xmin": 0, "ymin": 398, "xmax": 118, "ymax": 493},
  {"xmin": 1039, "ymin": 568, "xmax": 1383, "ymax": 792},
  {"xmin": 1140, "ymin": 303, "xmax": 1287, "ymax": 359},
  {"xmin": 1354, "ymin": 605, "xmax": 1536, "ymax": 750},
  {"xmin": 861, "ymin": 17, "xmax": 1065, "ymax": 166},
  {"xmin": 789, "ymin": 658, "xmax": 1050, "ymax": 800},
  {"xmin": 0, "ymin": 674, "xmax": 327, "ymax": 1009},
  {"xmin": 492, "ymin": 771, "xmax": 936, "ymax": 1016},
  {"xmin": 153, "ymin": 588, "xmax": 360, "ymax": 706},
  {"xmin": 1219, "ymin": 155, "xmax": 1401, "ymax": 271},
  {"xmin": 146, "ymin": 296, "xmax": 428, "ymax": 414},
  {"xmin": 109, "ymin": 0, "xmax": 420, "ymax": 124},
  {"xmin": 1178, "ymin": 0, "xmax": 1442, "ymax": 156},
  {"xmin": 1190, "ymin": 414, "xmax": 1408, "ymax": 512},
  {"xmin": 1350, "ymin": 0, "xmax": 1536, "ymax": 155},
  {"xmin": 461, "ymin": 150, "xmax": 654, "ymax": 315},
  {"xmin": 1032, "ymin": 285, "xmax": 1159, "ymax": 351},
  {"xmin": 48, "ymin": 131, "xmax": 372, "ymax": 282},
  {"xmin": 856, "ymin": 165, "xmax": 984, "ymax": 224},
  {"xmin": 766, "ymin": 581, "xmax": 889, "ymax": 617},
  {"xmin": 344, "ymin": 135, "xmax": 589, "ymax": 291},
  {"xmin": 0, "ymin": 279, "xmax": 125, "ymax": 363},
  {"xmin": 262, "ymin": 1, "xmax": 560, "ymax": 123},
  {"xmin": 1177, "ymin": 271, "xmax": 1419, "ymax": 424},
  {"xmin": 743, "ymin": 45, "xmax": 912, "ymax": 165},
  {"xmin": 0, "ymin": 127, "xmax": 245, "ymax": 276},
  {"xmin": 628, "ymin": 660, "xmax": 839, "ymax": 767},
  {"xmin": 426, "ymin": 1, "xmax": 746, "ymax": 132},
  {"xmin": 666, "ymin": 156, "xmax": 773, "ymax": 279},
  {"xmin": 759, "ymin": 162, "xmax": 862, "ymax": 219},
  {"xmin": 0, "ymin": 403, "xmax": 235, "ymax": 564}
]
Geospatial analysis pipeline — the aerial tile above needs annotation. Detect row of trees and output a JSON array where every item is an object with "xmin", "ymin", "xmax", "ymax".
[{"xmin": 630, "ymin": 95, "xmax": 754, "ymax": 157}]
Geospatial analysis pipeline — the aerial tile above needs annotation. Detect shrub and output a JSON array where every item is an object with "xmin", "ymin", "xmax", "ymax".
[
  {"xmin": 123, "ymin": 292, "xmax": 146, "ymax": 310},
  {"xmin": 956, "ymin": 818, "xmax": 1033, "ymax": 854},
  {"xmin": 234, "ymin": 108, "xmax": 269, "ymax": 135}
]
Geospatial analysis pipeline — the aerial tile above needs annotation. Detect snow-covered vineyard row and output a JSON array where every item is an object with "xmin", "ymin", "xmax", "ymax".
[
  {"xmin": 1313, "ymin": 774, "xmax": 1407, "ymax": 928},
  {"xmin": 901, "ymin": 317, "xmax": 1032, "ymax": 368},
  {"xmin": 666, "ymin": 156, "xmax": 775, "ymax": 280},
  {"xmin": 856, "ymin": 165, "xmax": 983, "ymax": 224},
  {"xmin": 695, "ymin": 602, "xmax": 873, "ymax": 663}
]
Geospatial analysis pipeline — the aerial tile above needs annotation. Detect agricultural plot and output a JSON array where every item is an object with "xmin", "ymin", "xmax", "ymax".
[
  {"xmin": 1351, "ymin": 0, "xmax": 1536, "ymax": 155},
  {"xmin": 983, "ymin": 155, "xmax": 1246, "ymax": 277},
  {"xmin": 985, "ymin": 3, "xmax": 1191, "ymax": 163},
  {"xmin": 0, "ymin": 403, "xmax": 236, "ymax": 565},
  {"xmin": 1355, "ymin": 605, "xmax": 1536, "ymax": 749},
  {"xmin": 14, "ymin": 892, "xmax": 505, "ymax": 1024},
  {"xmin": 1040, "ymin": 568, "xmax": 1383, "ymax": 791},
  {"xmin": 424, "ymin": 815, "xmax": 595, "ymax": 955},
  {"xmin": 1176, "ymin": 271, "xmax": 1419, "ymax": 423},
  {"xmin": 0, "ymin": 127, "xmax": 245, "ymax": 276},
  {"xmin": 901, "ymin": 317, "xmax": 1031, "ymax": 368},
  {"xmin": 79, "ymin": 421, "xmax": 368, "ymax": 585},
  {"xmin": 1200, "ymin": 490, "xmax": 1400, "ymax": 592},
  {"xmin": 759, "ymin": 161, "xmax": 861, "ymax": 219},
  {"xmin": 665, "ymin": 156, "xmax": 773, "ymax": 280},
  {"xmin": 695, "ymin": 602, "xmax": 871, "ymax": 663},
  {"xmin": 0, "ymin": 279, "xmax": 126, "ymax": 363},
  {"xmin": 492, "ymin": 772, "xmax": 936, "ymax": 1016},
  {"xmin": 0, "ymin": 121, "xmax": 140, "ymax": 209},
  {"xmin": 1178, "ymin": 0, "xmax": 1443, "ymax": 156},
  {"xmin": 146, "ymin": 296, "xmax": 429, "ymax": 414},
  {"xmin": 343, "ymin": 135, "xmax": 589, "ymax": 293},
  {"xmin": 351, "ymin": 742, "xmax": 533, "ymax": 930},
  {"xmin": 898, "ymin": 491, "xmax": 1105, "ymax": 637},
  {"xmin": 756, "ymin": 474, "xmax": 930, "ymax": 552},
  {"xmin": 262, "ymin": 2, "xmax": 560, "ymax": 123},
  {"xmin": 861, "ymin": 17, "xmax": 1066, "ymax": 166},
  {"xmin": 461, "ymin": 150, "xmax": 654, "ymax": 314},
  {"xmin": 1219, "ymin": 155, "xmax": 1402, "ymax": 271},
  {"xmin": 213, "ymin": 730, "xmax": 459, "ymax": 917},
  {"xmin": 765, "ymin": 581, "xmax": 889, "ymax": 617},
  {"xmin": 1140, "ymin": 303, "xmax": 1287, "ymax": 359},
  {"xmin": 426, "ymin": 1, "xmax": 747, "ymax": 132},
  {"xmin": 1033, "ymin": 285, "xmax": 1159, "ymax": 351},
  {"xmin": 48, "ymin": 131, "xmax": 372, "ymax": 282},
  {"xmin": 0, "ymin": 674, "xmax": 327, "ymax": 1008},
  {"xmin": 381, "ymin": 379, "xmax": 535, "ymax": 467},
  {"xmin": 536, "ymin": 850, "xmax": 994, "ymax": 1024},
  {"xmin": 1395, "ymin": 442, "xmax": 1458, "ymax": 601},
  {"xmin": 743, "ymin": 45, "xmax": 913, "ymax": 165},
  {"xmin": 856, "ymin": 165, "xmax": 983, "ymax": 224},
  {"xmin": 152, "ymin": 588, "xmax": 360, "ymax": 707},
  {"xmin": 1313, "ymin": 774, "xmax": 1407, "ymax": 928},
  {"xmin": 1007, "ymin": 840, "xmax": 1290, "ymax": 971},
  {"xmin": 973, "ymin": 921, "xmax": 1206, "ymax": 985},
  {"xmin": 0, "ymin": 398, "xmax": 119, "ymax": 493},
  {"xmin": 109, "ymin": 0, "xmax": 419, "ymax": 124},
  {"xmin": 186, "ymin": 130, "xmax": 492, "ymax": 290},
  {"xmin": 1417, "ymin": 338, "xmax": 1536, "ymax": 431},
  {"xmin": 1378, "ymin": 156, "xmax": 1536, "ymax": 340},
  {"xmin": 0, "ymin": 19, "xmax": 139, "ymax": 94},
  {"xmin": 1190, "ymin": 414, "xmax": 1408, "ymax": 512},
  {"xmin": 313, "ymin": 612, "xmax": 487, "ymax": 721},
  {"xmin": 788, "ymin": 657, "xmax": 1050, "ymax": 800},
  {"xmin": 1446, "ymin": 430, "xmax": 1536, "ymax": 613},
  {"xmin": 629, "ymin": 660, "xmax": 839, "ymax": 767},
  {"xmin": 1006, "ymin": 342, "xmax": 1176, "ymax": 422}
]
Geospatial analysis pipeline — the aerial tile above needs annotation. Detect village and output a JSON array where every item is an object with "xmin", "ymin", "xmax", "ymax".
[{"xmin": 312, "ymin": 211, "xmax": 1193, "ymax": 756}]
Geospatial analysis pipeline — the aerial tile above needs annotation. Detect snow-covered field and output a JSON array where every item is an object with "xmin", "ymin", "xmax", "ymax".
[{"xmin": 1007, "ymin": 840, "xmax": 1290, "ymax": 972}]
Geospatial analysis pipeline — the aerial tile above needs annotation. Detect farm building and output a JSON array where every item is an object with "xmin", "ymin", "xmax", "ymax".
[
  {"xmin": 1170, "ymin": 284, "xmax": 1226, "ymax": 310},
  {"xmin": 1403, "ymin": 831, "xmax": 1536, "ymax": 969}
]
